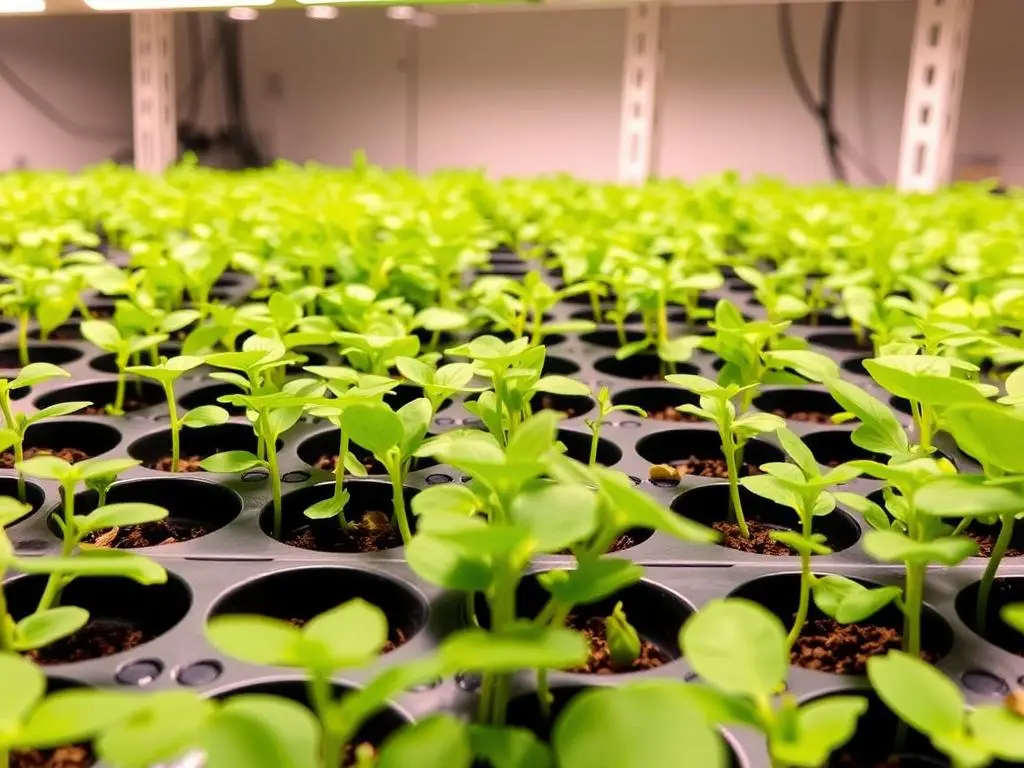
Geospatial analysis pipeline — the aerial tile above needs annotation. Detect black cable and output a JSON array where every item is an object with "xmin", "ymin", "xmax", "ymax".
[
  {"xmin": 819, "ymin": 3, "xmax": 847, "ymax": 182},
  {"xmin": 218, "ymin": 16, "xmax": 264, "ymax": 168},
  {"xmin": 0, "ymin": 57, "xmax": 126, "ymax": 142}
]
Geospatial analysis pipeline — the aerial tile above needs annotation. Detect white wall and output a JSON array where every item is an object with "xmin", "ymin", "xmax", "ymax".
[{"xmin": 1, "ymin": 1, "xmax": 1022, "ymax": 184}]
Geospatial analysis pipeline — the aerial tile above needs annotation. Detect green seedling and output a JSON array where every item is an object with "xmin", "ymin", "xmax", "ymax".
[
  {"xmin": 337, "ymin": 398, "xmax": 433, "ymax": 544},
  {"xmin": 583, "ymin": 387, "xmax": 646, "ymax": 467},
  {"xmin": 915, "ymin": 401, "xmax": 1024, "ymax": 633},
  {"xmin": 334, "ymin": 330, "xmax": 420, "ymax": 377},
  {"xmin": 16, "ymin": 454, "xmax": 167, "ymax": 613},
  {"xmin": 0, "ymin": 263, "xmax": 78, "ymax": 367},
  {"xmin": 605, "ymin": 601, "xmax": 640, "ymax": 670},
  {"xmin": 80, "ymin": 320, "xmax": 168, "ymax": 415},
  {"xmin": 680, "ymin": 598, "xmax": 867, "ymax": 767},
  {"xmin": 1003, "ymin": 604, "xmax": 1024, "ymax": 635},
  {"xmin": 394, "ymin": 356, "xmax": 482, "ymax": 416},
  {"xmin": 505, "ymin": 271, "xmax": 599, "ymax": 344},
  {"xmin": 740, "ymin": 429, "xmax": 895, "ymax": 648},
  {"xmin": 0, "ymin": 363, "xmax": 90, "ymax": 502},
  {"xmin": 837, "ymin": 457, "xmax": 977, "ymax": 659},
  {"xmin": 125, "ymin": 356, "xmax": 229, "ymax": 473},
  {"xmin": 665, "ymin": 373, "xmax": 785, "ymax": 537},
  {"xmin": 823, "ymin": 376, "xmax": 913, "ymax": 461},
  {"xmin": 111, "ymin": 295, "xmax": 200, "ymax": 362},
  {"xmin": 868, "ymin": 651, "xmax": 1024, "ymax": 767},
  {"xmin": 734, "ymin": 265, "xmax": 811, "ymax": 325}
]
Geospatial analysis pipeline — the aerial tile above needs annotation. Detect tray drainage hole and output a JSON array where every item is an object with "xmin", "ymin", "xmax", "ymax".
[
  {"xmin": 435, "ymin": 417, "xmax": 455, "ymax": 427},
  {"xmin": 242, "ymin": 469, "xmax": 269, "ymax": 483},
  {"xmin": 456, "ymin": 672, "xmax": 482, "ymax": 692},
  {"xmin": 961, "ymin": 670, "xmax": 1009, "ymax": 696},
  {"xmin": 426, "ymin": 473, "xmax": 453, "ymax": 485},
  {"xmin": 410, "ymin": 677, "xmax": 442, "ymax": 692},
  {"xmin": 15, "ymin": 538, "xmax": 49, "ymax": 553},
  {"xmin": 617, "ymin": 420, "xmax": 641, "ymax": 429},
  {"xmin": 115, "ymin": 658, "xmax": 163, "ymax": 686},
  {"xmin": 460, "ymin": 475, "xmax": 472, "ymax": 484},
  {"xmin": 176, "ymin": 660, "xmax": 223, "ymax": 686},
  {"xmin": 1019, "ymin": 675, "xmax": 1024, "ymax": 687},
  {"xmin": 462, "ymin": 418, "xmax": 484, "ymax": 428},
  {"xmin": 684, "ymin": 672, "xmax": 699, "ymax": 683},
  {"xmin": 282, "ymin": 470, "xmax": 310, "ymax": 484},
  {"xmin": 629, "ymin": 475, "xmax": 642, "ymax": 486},
  {"xmin": 650, "ymin": 478, "xmax": 680, "ymax": 488}
]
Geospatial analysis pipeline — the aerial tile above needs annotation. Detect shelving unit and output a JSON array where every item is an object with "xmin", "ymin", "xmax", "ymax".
[{"xmin": 5, "ymin": 0, "xmax": 978, "ymax": 191}]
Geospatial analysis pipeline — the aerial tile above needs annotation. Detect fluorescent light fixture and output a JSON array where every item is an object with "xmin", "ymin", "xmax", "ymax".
[
  {"xmin": 305, "ymin": 4, "xmax": 338, "ymax": 19},
  {"xmin": 0, "ymin": 0, "xmax": 46, "ymax": 12},
  {"xmin": 227, "ymin": 5, "xmax": 258, "ymax": 18},
  {"xmin": 86, "ymin": 0, "xmax": 273, "ymax": 10}
]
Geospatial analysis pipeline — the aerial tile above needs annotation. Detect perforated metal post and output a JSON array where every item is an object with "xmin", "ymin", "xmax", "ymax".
[
  {"xmin": 896, "ymin": 0, "xmax": 974, "ymax": 192},
  {"xmin": 131, "ymin": 12, "xmax": 177, "ymax": 174},
  {"xmin": 618, "ymin": 2, "xmax": 664, "ymax": 185}
]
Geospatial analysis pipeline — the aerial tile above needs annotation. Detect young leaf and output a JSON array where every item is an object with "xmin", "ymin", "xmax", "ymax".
[
  {"xmin": 771, "ymin": 696, "xmax": 868, "ymax": 768},
  {"xmin": 203, "ymin": 694, "xmax": 319, "ymax": 768},
  {"xmin": 76, "ymin": 502, "xmax": 168, "ymax": 534},
  {"xmin": 411, "ymin": 484, "xmax": 480, "ymax": 518},
  {"xmin": 866, "ymin": 651, "xmax": 965, "ymax": 740},
  {"xmin": 0, "ymin": 653, "xmax": 45, "ymax": 729},
  {"xmin": 16, "ymin": 454, "xmax": 75, "ymax": 481},
  {"xmin": 439, "ymin": 623, "xmax": 588, "ymax": 673},
  {"xmin": 25, "ymin": 401, "xmax": 93, "ymax": 424},
  {"xmin": 95, "ymin": 691, "xmax": 214, "ymax": 768},
  {"xmin": 1002, "ymin": 604, "xmax": 1024, "ymax": 634},
  {"xmin": 303, "ymin": 598, "xmax": 389, "ymax": 668},
  {"xmin": 12, "ymin": 607, "xmax": 89, "ymax": 651},
  {"xmin": 470, "ymin": 725, "xmax": 553, "ymax": 768},
  {"xmin": 605, "ymin": 602, "xmax": 641, "ymax": 667},
  {"xmin": 16, "ymin": 690, "xmax": 142, "ymax": 749},
  {"xmin": 77, "ymin": 457, "xmax": 140, "ymax": 481},
  {"xmin": 811, "ymin": 576, "xmax": 901, "ymax": 624},
  {"xmin": 199, "ymin": 451, "xmax": 267, "ymax": 473},
  {"xmin": 824, "ymin": 377, "xmax": 909, "ymax": 457},
  {"xmin": 340, "ymin": 402, "xmax": 404, "ymax": 459},
  {"xmin": 680, "ymin": 598, "xmax": 786, "ymax": 699},
  {"xmin": 377, "ymin": 715, "xmax": 472, "ymax": 768},
  {"xmin": 206, "ymin": 615, "xmax": 302, "ymax": 666},
  {"xmin": 940, "ymin": 402, "xmax": 1024, "ymax": 474},
  {"xmin": 862, "ymin": 530, "xmax": 978, "ymax": 565},
  {"xmin": 80, "ymin": 320, "xmax": 122, "ymax": 351},
  {"xmin": 535, "ymin": 376, "xmax": 591, "ymax": 396},
  {"xmin": 9, "ymin": 362, "xmax": 70, "ymax": 390},
  {"xmin": 508, "ymin": 482, "xmax": 598, "ymax": 553},
  {"xmin": 537, "ymin": 559, "xmax": 644, "ymax": 606},
  {"xmin": 303, "ymin": 493, "xmax": 349, "ymax": 520},
  {"xmin": 180, "ymin": 405, "xmax": 231, "ymax": 428}
]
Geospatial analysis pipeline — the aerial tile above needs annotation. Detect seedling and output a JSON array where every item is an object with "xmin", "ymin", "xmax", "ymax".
[
  {"xmin": 0, "ymin": 363, "xmax": 89, "ymax": 502},
  {"xmin": 125, "ymin": 355, "xmax": 229, "ymax": 472},
  {"xmin": 0, "ymin": 263, "xmax": 77, "ymax": 367},
  {"xmin": 17, "ymin": 454, "xmax": 168, "ymax": 612},
  {"xmin": 80, "ymin": 320, "xmax": 168, "ymax": 415},
  {"xmin": 605, "ymin": 601, "xmax": 640, "ymax": 670},
  {"xmin": 1003, "ymin": 604, "xmax": 1024, "ymax": 635},
  {"xmin": 335, "ymin": 330, "xmax": 420, "ymax": 377},
  {"xmin": 734, "ymin": 265, "xmax": 810, "ymax": 325},
  {"xmin": 680, "ymin": 598, "xmax": 867, "ymax": 767},
  {"xmin": 583, "ymin": 387, "xmax": 646, "ymax": 467},
  {"xmin": 868, "ymin": 651, "xmax": 1024, "ymax": 767},
  {"xmin": 394, "ymin": 356, "xmax": 482, "ymax": 416},
  {"xmin": 664, "ymin": 373, "xmax": 785, "ymax": 537}
]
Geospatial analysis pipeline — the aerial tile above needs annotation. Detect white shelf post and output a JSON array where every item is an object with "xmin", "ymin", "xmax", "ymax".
[
  {"xmin": 896, "ymin": 0, "xmax": 974, "ymax": 192},
  {"xmin": 618, "ymin": 2, "xmax": 664, "ymax": 185},
  {"xmin": 131, "ymin": 12, "xmax": 177, "ymax": 174}
]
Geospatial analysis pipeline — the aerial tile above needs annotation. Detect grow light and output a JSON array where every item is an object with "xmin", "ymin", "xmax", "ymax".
[
  {"xmin": 0, "ymin": 0, "xmax": 45, "ymax": 12},
  {"xmin": 86, "ymin": 0, "xmax": 273, "ymax": 9}
]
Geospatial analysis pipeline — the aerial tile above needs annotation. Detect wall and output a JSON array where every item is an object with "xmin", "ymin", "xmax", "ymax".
[{"xmin": 0, "ymin": 1, "xmax": 1022, "ymax": 183}]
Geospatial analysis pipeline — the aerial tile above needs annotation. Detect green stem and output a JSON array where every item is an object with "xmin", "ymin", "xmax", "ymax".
[
  {"xmin": 723, "ymin": 427, "xmax": 749, "ymax": 538},
  {"xmin": 267, "ymin": 434, "xmax": 282, "ymax": 540},
  {"xmin": 656, "ymin": 296, "xmax": 668, "ymax": 347},
  {"xmin": 589, "ymin": 289, "xmax": 602, "ymax": 323},
  {"xmin": 918, "ymin": 401, "xmax": 934, "ymax": 453},
  {"xmin": 951, "ymin": 517, "xmax": 971, "ymax": 537},
  {"xmin": 487, "ymin": 567, "xmax": 516, "ymax": 726},
  {"xmin": 0, "ymin": 395, "xmax": 25, "ymax": 503},
  {"xmin": 113, "ymin": 360, "xmax": 127, "ymax": 415},
  {"xmin": 336, "ymin": 432, "xmax": 350, "ymax": 522},
  {"xmin": 478, "ymin": 673, "xmax": 494, "ymax": 724},
  {"xmin": 165, "ymin": 383, "xmax": 180, "ymax": 473},
  {"xmin": 786, "ymin": 515, "xmax": 815, "ymax": 650},
  {"xmin": 976, "ymin": 511, "xmax": 1015, "ymax": 634},
  {"xmin": 308, "ymin": 671, "xmax": 342, "ymax": 768},
  {"xmin": 17, "ymin": 311, "xmax": 29, "ymax": 367},
  {"xmin": 389, "ymin": 460, "xmax": 413, "ymax": 544},
  {"xmin": 0, "ymin": 566, "xmax": 14, "ymax": 652},
  {"xmin": 902, "ymin": 562, "xmax": 925, "ymax": 658},
  {"xmin": 588, "ymin": 425, "xmax": 600, "ymax": 467},
  {"xmin": 37, "ymin": 487, "xmax": 76, "ymax": 613}
]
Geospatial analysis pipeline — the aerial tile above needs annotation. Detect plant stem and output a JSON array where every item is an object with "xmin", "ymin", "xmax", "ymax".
[
  {"xmin": 308, "ymin": 671, "xmax": 342, "ymax": 768},
  {"xmin": 786, "ymin": 514, "xmax": 814, "ymax": 650},
  {"xmin": 389, "ymin": 460, "xmax": 412, "ymax": 544},
  {"xmin": 164, "ymin": 383, "xmax": 180, "ymax": 473},
  {"xmin": 486, "ymin": 567, "xmax": 516, "ymax": 726},
  {"xmin": 588, "ymin": 425, "xmax": 600, "ymax": 467},
  {"xmin": 37, "ymin": 488, "xmax": 76, "ymax": 613},
  {"xmin": 918, "ymin": 401, "xmax": 934, "ymax": 453},
  {"xmin": 0, "ymin": 394, "xmax": 25, "ymax": 502},
  {"xmin": 266, "ymin": 435, "xmax": 282, "ymax": 540},
  {"xmin": 902, "ymin": 562, "xmax": 925, "ymax": 659},
  {"xmin": 951, "ymin": 517, "xmax": 971, "ymax": 537},
  {"xmin": 0, "ymin": 567, "xmax": 14, "ymax": 652},
  {"xmin": 113, "ymin": 360, "xmax": 127, "ymax": 415},
  {"xmin": 18, "ymin": 311, "xmax": 29, "ymax": 367},
  {"xmin": 656, "ymin": 296, "xmax": 669, "ymax": 347},
  {"xmin": 722, "ymin": 427, "xmax": 749, "ymax": 538},
  {"xmin": 589, "ymin": 289, "xmax": 602, "ymax": 323},
  {"xmin": 336, "ymin": 431, "xmax": 349, "ymax": 523},
  {"xmin": 976, "ymin": 511, "xmax": 1015, "ymax": 634}
]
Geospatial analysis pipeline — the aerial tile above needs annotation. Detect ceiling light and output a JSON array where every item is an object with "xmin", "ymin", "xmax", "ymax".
[
  {"xmin": 86, "ymin": 0, "xmax": 273, "ymax": 10},
  {"xmin": 227, "ymin": 5, "xmax": 258, "ymax": 19},
  {"xmin": 305, "ymin": 4, "xmax": 337, "ymax": 19},
  {"xmin": 0, "ymin": 0, "xmax": 45, "ymax": 12}
]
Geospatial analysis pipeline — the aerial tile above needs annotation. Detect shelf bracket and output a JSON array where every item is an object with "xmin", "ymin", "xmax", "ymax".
[
  {"xmin": 618, "ymin": 2, "xmax": 664, "ymax": 185},
  {"xmin": 131, "ymin": 11, "xmax": 177, "ymax": 174},
  {"xmin": 896, "ymin": 0, "xmax": 974, "ymax": 192}
]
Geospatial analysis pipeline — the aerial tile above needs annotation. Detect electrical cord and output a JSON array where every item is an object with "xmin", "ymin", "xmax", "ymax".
[
  {"xmin": 217, "ymin": 16, "xmax": 264, "ymax": 168},
  {"xmin": 820, "ymin": 2, "xmax": 846, "ymax": 182}
]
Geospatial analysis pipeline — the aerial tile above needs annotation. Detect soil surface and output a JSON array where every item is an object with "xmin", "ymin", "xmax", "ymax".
[
  {"xmin": 567, "ymin": 614, "xmax": 670, "ymax": 674},
  {"xmin": 148, "ymin": 455, "xmax": 205, "ymax": 472},
  {"xmin": 671, "ymin": 456, "xmax": 761, "ymax": 479},
  {"xmin": 607, "ymin": 532, "xmax": 642, "ymax": 552},
  {"xmin": 314, "ymin": 453, "xmax": 380, "ymax": 475},
  {"xmin": 790, "ymin": 618, "xmax": 935, "ymax": 675},
  {"xmin": 713, "ymin": 521, "xmax": 792, "ymax": 556},
  {"xmin": 285, "ymin": 510, "xmax": 403, "ymax": 553},
  {"xmin": 289, "ymin": 616, "xmax": 407, "ymax": 653},
  {"xmin": 0, "ymin": 446, "xmax": 89, "ymax": 468},
  {"xmin": 81, "ymin": 397, "xmax": 157, "ymax": 415},
  {"xmin": 27, "ymin": 620, "xmax": 146, "ymax": 665},
  {"xmin": 966, "ymin": 529, "xmax": 1024, "ymax": 558},
  {"xmin": 11, "ymin": 746, "xmax": 93, "ymax": 768},
  {"xmin": 84, "ymin": 520, "xmax": 207, "ymax": 548},
  {"xmin": 539, "ymin": 395, "xmax": 580, "ymax": 418},
  {"xmin": 771, "ymin": 408, "xmax": 835, "ymax": 425},
  {"xmin": 648, "ymin": 406, "xmax": 702, "ymax": 423}
]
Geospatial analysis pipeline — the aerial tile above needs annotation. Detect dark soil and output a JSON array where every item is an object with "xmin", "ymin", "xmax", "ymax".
[
  {"xmin": 288, "ymin": 616, "xmax": 407, "ymax": 654},
  {"xmin": 11, "ymin": 746, "xmax": 93, "ymax": 768},
  {"xmin": 568, "ymin": 614, "xmax": 670, "ymax": 674},
  {"xmin": 714, "ymin": 521, "xmax": 792, "ymax": 556},
  {"xmin": 81, "ymin": 398, "xmax": 154, "ymax": 415},
  {"xmin": 26, "ymin": 621, "xmax": 146, "ymax": 665},
  {"xmin": 84, "ymin": 520, "xmax": 208, "ymax": 548},
  {"xmin": 0, "ymin": 446, "xmax": 88, "ymax": 468},
  {"xmin": 791, "ymin": 618, "xmax": 934, "ymax": 675},
  {"xmin": 285, "ymin": 511, "xmax": 403, "ymax": 553},
  {"xmin": 772, "ymin": 408, "xmax": 835, "ymax": 425},
  {"xmin": 672, "ymin": 456, "xmax": 761, "ymax": 479},
  {"xmin": 314, "ymin": 453, "xmax": 379, "ymax": 475},
  {"xmin": 966, "ymin": 529, "xmax": 1024, "ymax": 558},
  {"xmin": 608, "ymin": 533, "xmax": 640, "ymax": 552},
  {"xmin": 648, "ymin": 406, "xmax": 702, "ymax": 423},
  {"xmin": 540, "ymin": 395, "xmax": 578, "ymax": 418},
  {"xmin": 148, "ymin": 455, "xmax": 205, "ymax": 473}
]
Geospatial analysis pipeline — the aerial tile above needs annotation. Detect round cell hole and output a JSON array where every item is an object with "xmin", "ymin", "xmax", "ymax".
[
  {"xmin": 0, "ymin": 477, "xmax": 46, "ymax": 527},
  {"xmin": 581, "ymin": 330, "xmax": 646, "ymax": 349},
  {"xmin": 954, "ymin": 576, "xmax": 1024, "ymax": 657},
  {"xmin": 210, "ymin": 566, "xmax": 428, "ymax": 652},
  {"xmin": 842, "ymin": 356, "xmax": 870, "ymax": 376},
  {"xmin": 29, "ymin": 322, "xmax": 83, "ymax": 341},
  {"xmin": 807, "ymin": 331, "xmax": 872, "ymax": 352},
  {"xmin": 5, "ymin": 571, "xmax": 192, "ymax": 665},
  {"xmin": 179, "ymin": 383, "xmax": 247, "ymax": 416},
  {"xmin": 176, "ymin": 659, "xmax": 223, "ymax": 687},
  {"xmin": 282, "ymin": 470, "xmax": 311, "ymax": 483},
  {"xmin": 803, "ymin": 430, "xmax": 886, "ymax": 467},
  {"xmin": 260, "ymin": 480, "xmax": 418, "ymax": 554},
  {"xmin": 961, "ymin": 670, "xmax": 1009, "ymax": 696},
  {"xmin": 0, "ymin": 344, "xmax": 82, "ymax": 370},
  {"xmin": 611, "ymin": 386, "xmax": 701, "ymax": 424},
  {"xmin": 89, "ymin": 345, "xmax": 181, "ymax": 375},
  {"xmin": 556, "ymin": 428, "xmax": 622, "ymax": 467},
  {"xmin": 531, "ymin": 392, "xmax": 595, "ymax": 419},
  {"xmin": 285, "ymin": 348, "xmax": 329, "ymax": 376},
  {"xmin": 636, "ymin": 429, "xmax": 784, "ymax": 477},
  {"xmin": 455, "ymin": 672, "xmax": 482, "ymax": 691},
  {"xmin": 753, "ymin": 388, "xmax": 848, "ymax": 424},
  {"xmin": 115, "ymin": 658, "xmax": 163, "ymax": 686},
  {"xmin": 730, "ymin": 572, "xmax": 953, "ymax": 675},
  {"xmin": 35, "ymin": 380, "xmax": 165, "ymax": 415},
  {"xmin": 672, "ymin": 483, "xmax": 860, "ymax": 555},
  {"xmin": 297, "ymin": 427, "xmax": 438, "ymax": 476},
  {"xmin": 543, "ymin": 355, "xmax": 580, "ymax": 376},
  {"xmin": 51, "ymin": 477, "xmax": 242, "ymax": 548},
  {"xmin": 128, "ymin": 423, "xmax": 267, "ymax": 472},
  {"xmin": 890, "ymin": 395, "xmax": 914, "ymax": 416},
  {"xmin": 385, "ymin": 383, "xmax": 450, "ymax": 412},
  {"xmin": 794, "ymin": 311, "xmax": 851, "ymax": 328},
  {"xmin": 595, "ymin": 354, "xmax": 699, "ymax": 382}
]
